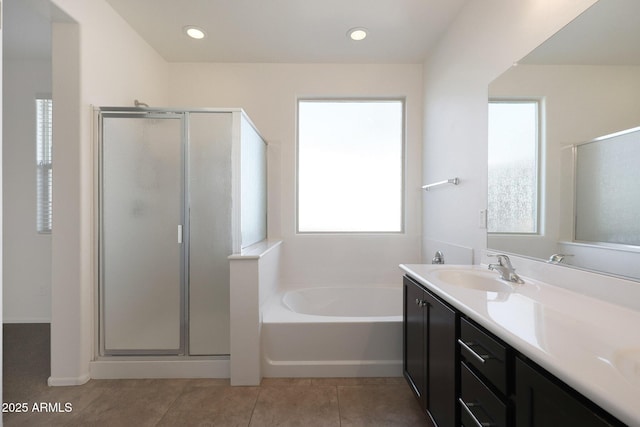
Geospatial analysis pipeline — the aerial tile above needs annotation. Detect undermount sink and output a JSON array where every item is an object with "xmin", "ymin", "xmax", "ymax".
[{"xmin": 432, "ymin": 269, "xmax": 515, "ymax": 293}]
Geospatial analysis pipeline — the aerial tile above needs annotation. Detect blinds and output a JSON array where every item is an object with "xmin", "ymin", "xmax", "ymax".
[{"xmin": 36, "ymin": 98, "xmax": 53, "ymax": 234}]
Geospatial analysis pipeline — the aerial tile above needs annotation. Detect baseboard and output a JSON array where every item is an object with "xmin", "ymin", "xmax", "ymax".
[
  {"xmin": 262, "ymin": 358, "xmax": 403, "ymax": 378},
  {"xmin": 48, "ymin": 373, "xmax": 91, "ymax": 387},
  {"xmin": 3, "ymin": 318, "xmax": 51, "ymax": 324},
  {"xmin": 89, "ymin": 358, "xmax": 230, "ymax": 379}
]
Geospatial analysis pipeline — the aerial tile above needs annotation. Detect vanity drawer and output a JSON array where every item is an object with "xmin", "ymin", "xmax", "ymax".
[
  {"xmin": 459, "ymin": 317, "xmax": 508, "ymax": 395},
  {"xmin": 460, "ymin": 362, "xmax": 508, "ymax": 427}
]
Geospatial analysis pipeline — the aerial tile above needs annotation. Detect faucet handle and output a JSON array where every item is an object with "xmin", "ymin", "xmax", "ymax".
[
  {"xmin": 488, "ymin": 253, "xmax": 513, "ymax": 268},
  {"xmin": 548, "ymin": 253, "xmax": 573, "ymax": 264},
  {"xmin": 488, "ymin": 254, "xmax": 524, "ymax": 284}
]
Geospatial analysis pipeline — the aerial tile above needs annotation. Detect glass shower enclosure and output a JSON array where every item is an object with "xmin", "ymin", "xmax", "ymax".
[{"xmin": 96, "ymin": 108, "xmax": 267, "ymax": 357}]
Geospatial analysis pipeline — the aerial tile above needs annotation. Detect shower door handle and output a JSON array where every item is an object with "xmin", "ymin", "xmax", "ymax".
[{"xmin": 178, "ymin": 225, "xmax": 183, "ymax": 244}]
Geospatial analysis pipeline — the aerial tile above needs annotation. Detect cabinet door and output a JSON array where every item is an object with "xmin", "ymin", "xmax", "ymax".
[
  {"xmin": 425, "ymin": 289, "xmax": 457, "ymax": 427},
  {"xmin": 515, "ymin": 357, "xmax": 618, "ymax": 427},
  {"xmin": 404, "ymin": 276, "xmax": 427, "ymax": 410}
]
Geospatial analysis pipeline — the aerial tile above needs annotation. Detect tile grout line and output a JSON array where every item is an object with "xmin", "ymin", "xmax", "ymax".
[
  {"xmin": 246, "ymin": 384, "xmax": 262, "ymax": 426},
  {"xmin": 336, "ymin": 385, "xmax": 343, "ymax": 427},
  {"xmin": 152, "ymin": 381, "xmax": 192, "ymax": 427}
]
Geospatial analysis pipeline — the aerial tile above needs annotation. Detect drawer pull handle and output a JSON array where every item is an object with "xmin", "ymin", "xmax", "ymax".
[
  {"xmin": 458, "ymin": 339, "xmax": 493, "ymax": 364},
  {"xmin": 459, "ymin": 398, "xmax": 494, "ymax": 427}
]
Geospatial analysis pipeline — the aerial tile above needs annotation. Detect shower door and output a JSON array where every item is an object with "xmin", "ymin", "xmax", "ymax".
[{"xmin": 100, "ymin": 113, "xmax": 186, "ymax": 355}]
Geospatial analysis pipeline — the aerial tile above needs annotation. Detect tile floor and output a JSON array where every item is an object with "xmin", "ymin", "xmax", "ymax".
[{"xmin": 3, "ymin": 324, "xmax": 428, "ymax": 426}]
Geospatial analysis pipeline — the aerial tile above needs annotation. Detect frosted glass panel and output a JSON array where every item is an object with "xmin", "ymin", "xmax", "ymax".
[
  {"xmin": 298, "ymin": 100, "xmax": 403, "ymax": 232},
  {"xmin": 488, "ymin": 101, "xmax": 539, "ymax": 233},
  {"xmin": 575, "ymin": 127, "xmax": 640, "ymax": 245},
  {"xmin": 188, "ymin": 113, "xmax": 233, "ymax": 355},
  {"xmin": 241, "ymin": 116, "xmax": 267, "ymax": 248},
  {"xmin": 102, "ymin": 116, "xmax": 183, "ymax": 353}
]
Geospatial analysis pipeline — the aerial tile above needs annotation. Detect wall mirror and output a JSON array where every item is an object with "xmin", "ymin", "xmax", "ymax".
[{"xmin": 487, "ymin": 0, "xmax": 640, "ymax": 281}]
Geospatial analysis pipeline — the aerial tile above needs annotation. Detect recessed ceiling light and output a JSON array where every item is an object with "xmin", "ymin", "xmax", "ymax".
[
  {"xmin": 184, "ymin": 26, "xmax": 206, "ymax": 40},
  {"xmin": 348, "ymin": 27, "xmax": 368, "ymax": 41}
]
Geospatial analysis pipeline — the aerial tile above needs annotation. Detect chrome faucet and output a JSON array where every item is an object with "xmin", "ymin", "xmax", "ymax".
[
  {"xmin": 432, "ymin": 250, "xmax": 445, "ymax": 264},
  {"xmin": 488, "ymin": 254, "xmax": 524, "ymax": 284},
  {"xmin": 547, "ymin": 253, "xmax": 573, "ymax": 264}
]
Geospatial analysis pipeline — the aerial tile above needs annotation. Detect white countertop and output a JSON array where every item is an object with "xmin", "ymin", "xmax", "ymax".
[{"xmin": 400, "ymin": 264, "xmax": 640, "ymax": 427}]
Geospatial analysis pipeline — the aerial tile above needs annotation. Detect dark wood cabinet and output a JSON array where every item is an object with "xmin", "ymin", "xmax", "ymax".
[
  {"xmin": 427, "ymin": 287, "xmax": 457, "ymax": 426},
  {"xmin": 403, "ymin": 273, "xmax": 625, "ymax": 427},
  {"xmin": 459, "ymin": 317, "xmax": 511, "ymax": 427},
  {"xmin": 403, "ymin": 275, "xmax": 457, "ymax": 427},
  {"xmin": 460, "ymin": 362, "xmax": 508, "ymax": 427},
  {"xmin": 404, "ymin": 275, "xmax": 426, "ymax": 405},
  {"xmin": 515, "ymin": 356, "xmax": 623, "ymax": 427}
]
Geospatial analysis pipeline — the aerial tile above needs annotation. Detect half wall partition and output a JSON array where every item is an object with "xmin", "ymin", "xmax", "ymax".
[{"xmin": 96, "ymin": 108, "xmax": 267, "ymax": 358}]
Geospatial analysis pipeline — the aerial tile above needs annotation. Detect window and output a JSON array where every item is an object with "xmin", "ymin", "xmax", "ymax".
[
  {"xmin": 488, "ymin": 100, "xmax": 540, "ymax": 234},
  {"xmin": 297, "ymin": 99, "xmax": 404, "ymax": 233},
  {"xmin": 36, "ymin": 97, "xmax": 53, "ymax": 234}
]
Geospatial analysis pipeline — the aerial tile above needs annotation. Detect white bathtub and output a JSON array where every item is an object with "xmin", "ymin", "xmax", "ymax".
[{"xmin": 261, "ymin": 286, "xmax": 403, "ymax": 378}]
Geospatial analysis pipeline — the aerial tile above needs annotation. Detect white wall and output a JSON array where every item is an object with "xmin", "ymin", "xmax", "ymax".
[
  {"xmin": 1, "ymin": 0, "xmax": 5, "ymax": 410},
  {"xmin": 3, "ymin": 0, "xmax": 53, "ymax": 324},
  {"xmin": 47, "ymin": 0, "xmax": 169, "ymax": 385},
  {"xmin": 3, "ymin": 59, "xmax": 52, "ymax": 322},
  {"xmin": 421, "ymin": 0, "xmax": 598, "ymax": 264},
  {"xmin": 168, "ymin": 63, "xmax": 424, "ymax": 287}
]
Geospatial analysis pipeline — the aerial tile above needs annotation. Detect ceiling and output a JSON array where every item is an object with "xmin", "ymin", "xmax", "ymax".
[
  {"xmin": 520, "ymin": 0, "xmax": 640, "ymax": 66},
  {"xmin": 10, "ymin": 0, "xmax": 640, "ymax": 66},
  {"xmin": 104, "ymin": 0, "xmax": 468, "ymax": 63}
]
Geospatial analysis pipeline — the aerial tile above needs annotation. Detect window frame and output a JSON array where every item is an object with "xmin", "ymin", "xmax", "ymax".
[
  {"xmin": 487, "ymin": 98, "xmax": 542, "ymax": 236},
  {"xmin": 295, "ymin": 97, "xmax": 406, "ymax": 234}
]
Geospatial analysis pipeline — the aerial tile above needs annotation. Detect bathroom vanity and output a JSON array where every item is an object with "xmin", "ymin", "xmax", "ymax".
[{"xmin": 401, "ymin": 264, "xmax": 635, "ymax": 426}]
